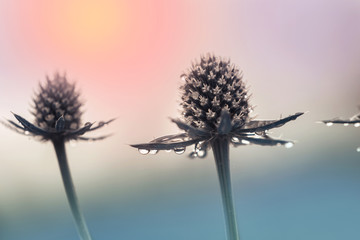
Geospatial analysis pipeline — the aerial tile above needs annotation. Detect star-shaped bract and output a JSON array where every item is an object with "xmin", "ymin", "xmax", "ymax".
[{"xmin": 131, "ymin": 111, "xmax": 303, "ymax": 157}]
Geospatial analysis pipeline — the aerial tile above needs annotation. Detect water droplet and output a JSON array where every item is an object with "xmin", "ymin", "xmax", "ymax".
[
  {"xmin": 231, "ymin": 137, "xmax": 240, "ymax": 143},
  {"xmin": 189, "ymin": 152, "xmax": 197, "ymax": 158},
  {"xmin": 197, "ymin": 149, "xmax": 206, "ymax": 158},
  {"xmin": 343, "ymin": 123, "xmax": 349, "ymax": 127},
  {"xmin": 85, "ymin": 122, "xmax": 92, "ymax": 127},
  {"xmin": 357, "ymin": 147, "xmax": 360, "ymax": 152},
  {"xmin": 138, "ymin": 149, "xmax": 149, "ymax": 155},
  {"xmin": 326, "ymin": 122, "xmax": 333, "ymax": 127},
  {"xmin": 165, "ymin": 149, "xmax": 172, "ymax": 153},
  {"xmin": 174, "ymin": 147, "xmax": 186, "ymax": 154},
  {"xmin": 149, "ymin": 149, "xmax": 158, "ymax": 155},
  {"xmin": 285, "ymin": 142, "xmax": 294, "ymax": 149},
  {"xmin": 241, "ymin": 139, "xmax": 250, "ymax": 145},
  {"xmin": 354, "ymin": 123, "xmax": 360, "ymax": 127},
  {"xmin": 24, "ymin": 131, "xmax": 30, "ymax": 135}
]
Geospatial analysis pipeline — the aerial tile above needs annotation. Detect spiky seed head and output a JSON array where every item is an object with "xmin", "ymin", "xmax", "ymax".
[
  {"xmin": 32, "ymin": 73, "xmax": 82, "ymax": 131},
  {"xmin": 180, "ymin": 54, "xmax": 251, "ymax": 130}
]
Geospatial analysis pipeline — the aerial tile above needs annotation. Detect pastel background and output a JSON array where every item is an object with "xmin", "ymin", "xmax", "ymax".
[{"xmin": 0, "ymin": 0, "xmax": 360, "ymax": 239}]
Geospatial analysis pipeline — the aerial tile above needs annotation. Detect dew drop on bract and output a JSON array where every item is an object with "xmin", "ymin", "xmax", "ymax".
[
  {"xmin": 285, "ymin": 142, "xmax": 294, "ymax": 149},
  {"xmin": 326, "ymin": 122, "xmax": 333, "ymax": 127},
  {"xmin": 174, "ymin": 147, "xmax": 186, "ymax": 154},
  {"xmin": 357, "ymin": 147, "xmax": 360, "ymax": 152},
  {"xmin": 354, "ymin": 123, "xmax": 360, "ymax": 127},
  {"xmin": 165, "ymin": 149, "xmax": 172, "ymax": 153},
  {"xmin": 241, "ymin": 139, "xmax": 250, "ymax": 145},
  {"xmin": 197, "ymin": 149, "xmax": 206, "ymax": 158},
  {"xmin": 189, "ymin": 152, "xmax": 197, "ymax": 158},
  {"xmin": 138, "ymin": 149, "xmax": 149, "ymax": 155},
  {"xmin": 24, "ymin": 131, "xmax": 30, "ymax": 135},
  {"xmin": 149, "ymin": 149, "xmax": 158, "ymax": 155},
  {"xmin": 343, "ymin": 123, "xmax": 349, "ymax": 127},
  {"xmin": 231, "ymin": 137, "xmax": 239, "ymax": 143}
]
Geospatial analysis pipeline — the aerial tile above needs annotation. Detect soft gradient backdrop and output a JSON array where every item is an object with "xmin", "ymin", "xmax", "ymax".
[{"xmin": 1, "ymin": 0, "xmax": 360, "ymax": 239}]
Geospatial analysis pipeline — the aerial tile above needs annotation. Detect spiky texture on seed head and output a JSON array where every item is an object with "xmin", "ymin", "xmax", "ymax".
[
  {"xmin": 181, "ymin": 54, "xmax": 251, "ymax": 130},
  {"xmin": 32, "ymin": 73, "xmax": 82, "ymax": 131}
]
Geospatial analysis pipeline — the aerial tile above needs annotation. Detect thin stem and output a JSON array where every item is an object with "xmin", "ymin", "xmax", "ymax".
[
  {"xmin": 211, "ymin": 137, "xmax": 240, "ymax": 240},
  {"xmin": 52, "ymin": 139, "xmax": 92, "ymax": 240}
]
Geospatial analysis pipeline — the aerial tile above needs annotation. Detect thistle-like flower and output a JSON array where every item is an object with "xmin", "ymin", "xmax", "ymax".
[
  {"xmin": 131, "ymin": 54, "xmax": 303, "ymax": 240},
  {"xmin": 320, "ymin": 108, "xmax": 360, "ymax": 152},
  {"xmin": 3, "ymin": 73, "xmax": 114, "ymax": 240}
]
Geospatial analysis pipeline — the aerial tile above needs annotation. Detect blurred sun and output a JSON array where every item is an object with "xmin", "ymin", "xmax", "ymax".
[{"xmin": 49, "ymin": 0, "xmax": 127, "ymax": 54}]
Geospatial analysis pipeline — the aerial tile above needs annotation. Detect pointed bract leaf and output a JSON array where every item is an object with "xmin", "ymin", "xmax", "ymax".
[
  {"xmin": 131, "ymin": 137, "xmax": 204, "ymax": 151},
  {"xmin": 77, "ymin": 134, "xmax": 113, "ymax": 141},
  {"xmin": 88, "ymin": 118, "xmax": 116, "ymax": 131},
  {"xmin": 236, "ymin": 112, "xmax": 304, "ymax": 133},
  {"xmin": 1, "ymin": 120, "xmax": 29, "ymax": 136},
  {"xmin": 322, "ymin": 119, "xmax": 360, "ymax": 124},
  {"xmin": 7, "ymin": 119, "xmax": 26, "ymax": 130},
  {"xmin": 65, "ymin": 122, "xmax": 93, "ymax": 138},
  {"xmin": 131, "ymin": 132, "xmax": 208, "ymax": 151},
  {"xmin": 12, "ymin": 113, "xmax": 50, "ymax": 136},
  {"xmin": 171, "ymin": 119, "xmax": 210, "ymax": 137},
  {"xmin": 150, "ymin": 133, "xmax": 189, "ymax": 143}
]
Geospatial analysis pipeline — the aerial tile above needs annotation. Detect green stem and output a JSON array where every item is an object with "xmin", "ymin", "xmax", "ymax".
[
  {"xmin": 52, "ymin": 139, "xmax": 92, "ymax": 240},
  {"xmin": 211, "ymin": 137, "xmax": 240, "ymax": 240}
]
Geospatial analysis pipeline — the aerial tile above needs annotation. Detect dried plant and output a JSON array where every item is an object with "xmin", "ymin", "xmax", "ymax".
[
  {"xmin": 320, "ymin": 108, "xmax": 360, "ymax": 151},
  {"xmin": 131, "ymin": 54, "xmax": 303, "ymax": 240},
  {"xmin": 3, "ymin": 73, "xmax": 114, "ymax": 240}
]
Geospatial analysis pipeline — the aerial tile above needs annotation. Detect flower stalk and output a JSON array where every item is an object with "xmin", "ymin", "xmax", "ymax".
[
  {"xmin": 212, "ymin": 136, "xmax": 239, "ymax": 240},
  {"xmin": 52, "ymin": 138, "xmax": 92, "ymax": 240}
]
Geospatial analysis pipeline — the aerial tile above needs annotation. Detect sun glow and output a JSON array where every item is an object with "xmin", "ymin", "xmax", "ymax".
[{"xmin": 51, "ymin": 0, "xmax": 126, "ymax": 53}]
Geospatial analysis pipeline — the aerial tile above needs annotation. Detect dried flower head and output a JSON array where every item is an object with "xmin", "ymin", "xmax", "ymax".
[
  {"xmin": 33, "ymin": 73, "xmax": 82, "ymax": 131},
  {"xmin": 181, "ymin": 54, "xmax": 250, "ymax": 130},
  {"xmin": 132, "ymin": 54, "xmax": 303, "ymax": 157},
  {"xmin": 4, "ymin": 73, "xmax": 114, "ymax": 142},
  {"xmin": 131, "ymin": 54, "xmax": 303, "ymax": 240},
  {"xmin": 321, "ymin": 108, "xmax": 360, "ymax": 151}
]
